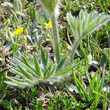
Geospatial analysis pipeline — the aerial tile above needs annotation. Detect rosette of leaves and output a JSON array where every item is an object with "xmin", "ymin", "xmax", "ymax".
[
  {"xmin": 67, "ymin": 10, "xmax": 110, "ymax": 61},
  {"xmin": 5, "ymin": 47, "xmax": 75, "ymax": 88}
]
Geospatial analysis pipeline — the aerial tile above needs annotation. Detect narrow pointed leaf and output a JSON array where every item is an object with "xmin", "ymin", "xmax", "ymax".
[
  {"xmin": 15, "ymin": 57, "xmax": 39, "ymax": 77},
  {"xmin": 41, "ymin": 47, "xmax": 48, "ymax": 69},
  {"xmin": 56, "ymin": 56, "xmax": 67, "ymax": 72},
  {"xmin": 90, "ymin": 70, "xmax": 99, "ymax": 94},
  {"xmin": 44, "ymin": 61, "xmax": 53, "ymax": 79},
  {"xmin": 18, "ymin": 65, "xmax": 34, "ymax": 80},
  {"xmin": 55, "ymin": 65, "xmax": 72, "ymax": 76},
  {"xmin": 33, "ymin": 54, "xmax": 42, "ymax": 78}
]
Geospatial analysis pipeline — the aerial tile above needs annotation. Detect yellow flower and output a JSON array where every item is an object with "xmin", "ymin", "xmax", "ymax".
[
  {"xmin": 13, "ymin": 27, "xmax": 23, "ymax": 36},
  {"xmin": 44, "ymin": 21, "xmax": 52, "ymax": 28}
]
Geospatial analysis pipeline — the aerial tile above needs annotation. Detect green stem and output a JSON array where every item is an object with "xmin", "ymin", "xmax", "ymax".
[
  {"xmin": 51, "ymin": 14, "xmax": 60, "ymax": 64},
  {"xmin": 66, "ymin": 89, "xmax": 77, "ymax": 103},
  {"xmin": 2, "ymin": 40, "xmax": 5, "ymax": 64},
  {"xmin": 71, "ymin": 38, "xmax": 91, "ymax": 84},
  {"xmin": 70, "ymin": 39, "xmax": 81, "ymax": 62},
  {"xmin": 84, "ymin": 54, "xmax": 91, "ymax": 84},
  {"xmin": 109, "ymin": 59, "xmax": 110, "ymax": 79},
  {"xmin": 2, "ymin": 31, "xmax": 5, "ymax": 65},
  {"xmin": 67, "ymin": 28, "xmax": 72, "ymax": 46}
]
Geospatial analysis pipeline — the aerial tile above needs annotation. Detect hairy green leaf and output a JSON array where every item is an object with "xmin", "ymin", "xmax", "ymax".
[
  {"xmin": 18, "ymin": 65, "xmax": 34, "ymax": 80},
  {"xmin": 33, "ymin": 54, "xmax": 42, "ymax": 78},
  {"xmin": 67, "ymin": 10, "xmax": 110, "ymax": 61},
  {"xmin": 56, "ymin": 57, "xmax": 67, "ymax": 72}
]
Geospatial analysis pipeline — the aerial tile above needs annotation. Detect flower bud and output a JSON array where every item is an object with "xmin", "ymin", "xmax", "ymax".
[{"xmin": 37, "ymin": 0, "xmax": 61, "ymax": 17}]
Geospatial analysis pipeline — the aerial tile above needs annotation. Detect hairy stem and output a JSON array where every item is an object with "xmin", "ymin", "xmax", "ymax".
[
  {"xmin": 70, "ymin": 39, "xmax": 81, "ymax": 62},
  {"xmin": 23, "ymin": 36, "xmax": 27, "ymax": 55},
  {"xmin": 51, "ymin": 14, "xmax": 60, "ymax": 63}
]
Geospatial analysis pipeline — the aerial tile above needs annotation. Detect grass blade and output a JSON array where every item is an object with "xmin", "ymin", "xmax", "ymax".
[
  {"xmin": 90, "ymin": 70, "xmax": 99, "ymax": 96},
  {"xmin": 103, "ymin": 91, "xmax": 107, "ymax": 110}
]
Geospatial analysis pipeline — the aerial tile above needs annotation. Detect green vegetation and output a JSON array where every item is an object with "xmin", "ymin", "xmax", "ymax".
[{"xmin": 0, "ymin": 0, "xmax": 110, "ymax": 109}]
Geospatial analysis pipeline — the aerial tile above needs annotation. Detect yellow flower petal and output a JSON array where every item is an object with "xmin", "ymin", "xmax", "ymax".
[
  {"xmin": 13, "ymin": 27, "xmax": 23, "ymax": 36},
  {"xmin": 44, "ymin": 21, "xmax": 52, "ymax": 28}
]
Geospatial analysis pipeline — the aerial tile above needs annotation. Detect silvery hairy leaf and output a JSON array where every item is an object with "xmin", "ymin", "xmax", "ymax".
[{"xmin": 67, "ymin": 10, "xmax": 110, "ymax": 60}]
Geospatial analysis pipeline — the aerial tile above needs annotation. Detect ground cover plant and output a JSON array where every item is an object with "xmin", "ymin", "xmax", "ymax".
[{"xmin": 0, "ymin": 0, "xmax": 110, "ymax": 109}]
